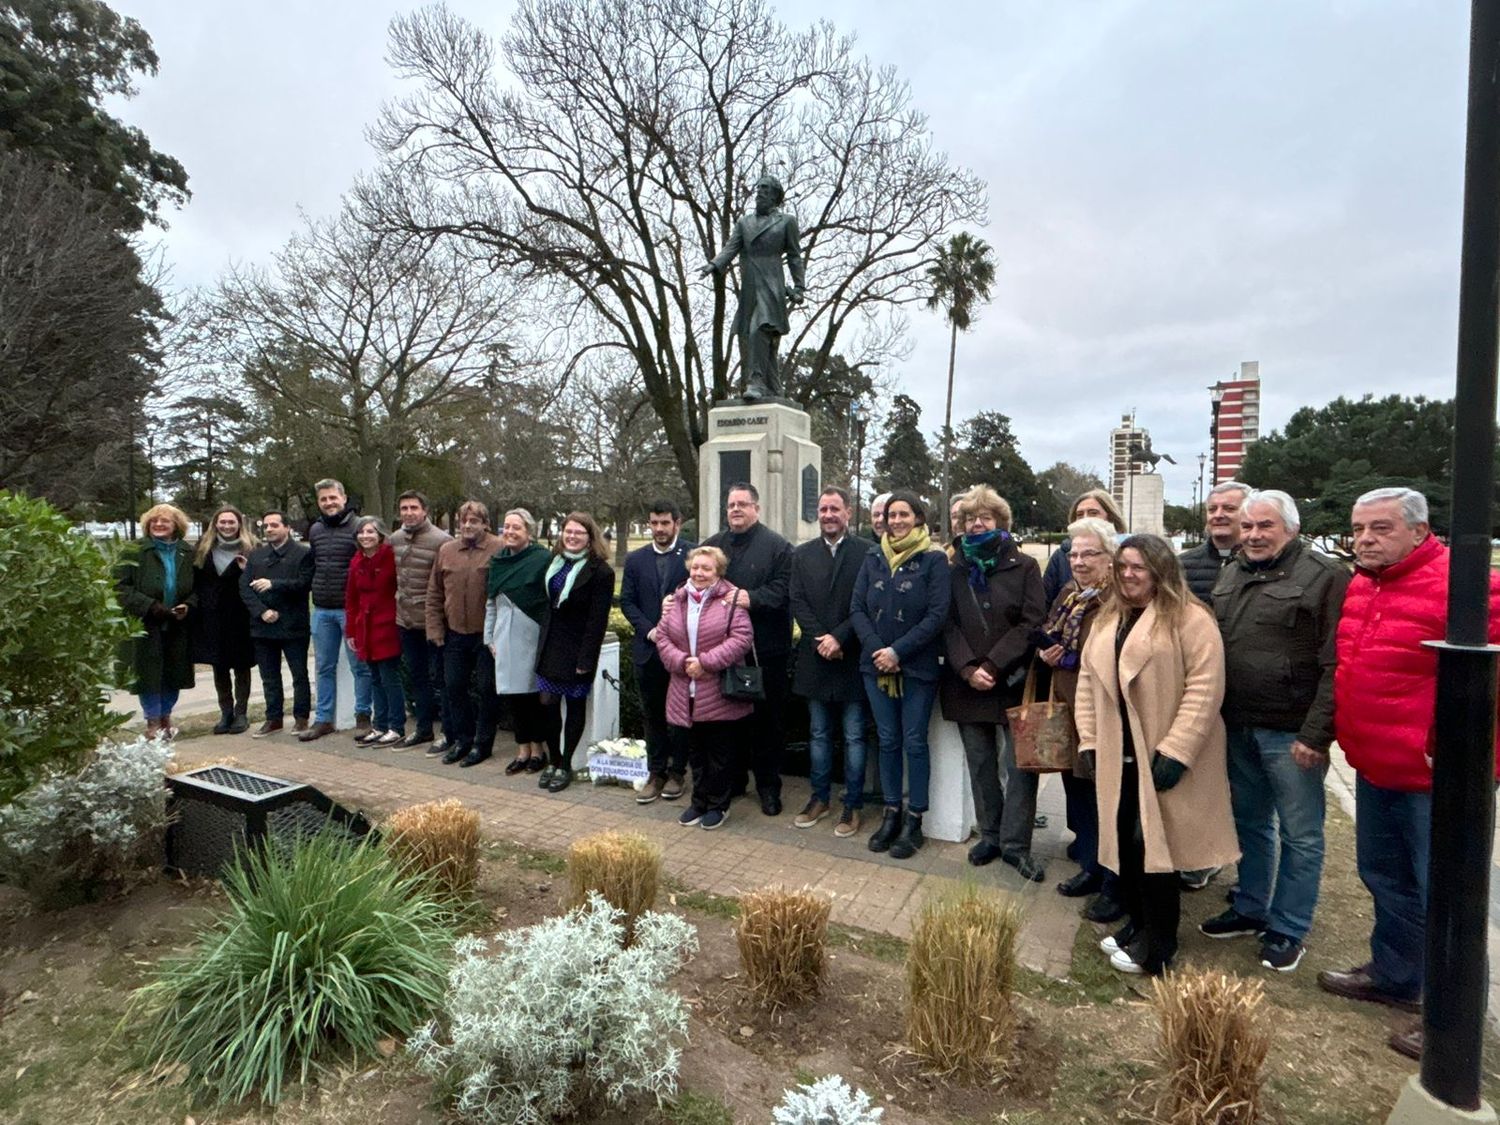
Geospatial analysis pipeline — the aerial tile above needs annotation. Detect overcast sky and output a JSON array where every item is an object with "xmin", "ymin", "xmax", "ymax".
[{"xmin": 113, "ymin": 0, "xmax": 1470, "ymax": 505}]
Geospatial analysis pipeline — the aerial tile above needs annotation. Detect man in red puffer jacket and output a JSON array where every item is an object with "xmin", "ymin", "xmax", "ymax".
[{"xmin": 1318, "ymin": 487, "xmax": 1500, "ymax": 1061}]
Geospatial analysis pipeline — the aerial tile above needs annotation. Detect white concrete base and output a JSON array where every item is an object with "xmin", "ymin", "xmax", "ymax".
[
  {"xmin": 334, "ymin": 640, "xmax": 357, "ymax": 730},
  {"xmin": 926, "ymin": 711, "xmax": 977, "ymax": 843},
  {"xmin": 570, "ymin": 636, "xmax": 622, "ymax": 770},
  {"xmin": 697, "ymin": 402, "xmax": 821, "ymax": 544},
  {"xmin": 1387, "ymin": 1076, "xmax": 1497, "ymax": 1125},
  {"xmin": 1122, "ymin": 472, "xmax": 1165, "ymax": 536}
]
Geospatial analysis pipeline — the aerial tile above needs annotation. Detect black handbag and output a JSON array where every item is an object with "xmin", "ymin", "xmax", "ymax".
[{"xmin": 719, "ymin": 597, "xmax": 766, "ymax": 702}]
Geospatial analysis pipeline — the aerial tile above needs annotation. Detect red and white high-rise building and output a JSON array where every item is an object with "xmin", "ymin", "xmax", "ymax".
[{"xmin": 1209, "ymin": 361, "xmax": 1261, "ymax": 484}]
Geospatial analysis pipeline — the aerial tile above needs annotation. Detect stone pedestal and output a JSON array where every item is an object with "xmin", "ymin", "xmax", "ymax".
[
  {"xmin": 698, "ymin": 402, "xmax": 821, "ymax": 543},
  {"xmin": 926, "ymin": 713, "xmax": 978, "ymax": 842},
  {"xmin": 569, "ymin": 635, "xmax": 622, "ymax": 770},
  {"xmin": 1122, "ymin": 472, "xmax": 1166, "ymax": 536},
  {"xmin": 1387, "ymin": 1076, "xmax": 1497, "ymax": 1125}
]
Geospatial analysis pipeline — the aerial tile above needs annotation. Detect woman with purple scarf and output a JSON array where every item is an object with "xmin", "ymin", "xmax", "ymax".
[
  {"xmin": 939, "ymin": 485, "xmax": 1047, "ymax": 880},
  {"xmin": 1037, "ymin": 516, "xmax": 1122, "ymax": 922}
]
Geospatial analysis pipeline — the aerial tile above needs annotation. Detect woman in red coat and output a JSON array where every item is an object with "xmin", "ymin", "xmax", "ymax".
[{"xmin": 346, "ymin": 517, "xmax": 405, "ymax": 746}]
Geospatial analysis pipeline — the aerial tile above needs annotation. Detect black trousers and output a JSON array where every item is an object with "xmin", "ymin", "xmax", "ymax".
[
  {"xmin": 672, "ymin": 715, "xmax": 740, "ymax": 813},
  {"xmin": 740, "ymin": 652, "xmax": 789, "ymax": 797},
  {"xmin": 254, "ymin": 637, "xmax": 310, "ymax": 722},
  {"xmin": 503, "ymin": 692, "xmax": 547, "ymax": 745},
  {"xmin": 399, "ymin": 625, "xmax": 447, "ymax": 737},
  {"xmin": 1116, "ymin": 757, "xmax": 1181, "ymax": 973},
  {"xmin": 638, "ymin": 656, "xmax": 684, "ymax": 778},
  {"xmin": 443, "ymin": 631, "xmax": 499, "ymax": 753}
]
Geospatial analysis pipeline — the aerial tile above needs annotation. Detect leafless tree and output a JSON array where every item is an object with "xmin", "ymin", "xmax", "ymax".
[
  {"xmin": 0, "ymin": 151, "xmax": 164, "ymax": 513},
  {"xmin": 366, "ymin": 0, "xmax": 985, "ymax": 509},
  {"xmin": 199, "ymin": 203, "xmax": 526, "ymax": 519}
]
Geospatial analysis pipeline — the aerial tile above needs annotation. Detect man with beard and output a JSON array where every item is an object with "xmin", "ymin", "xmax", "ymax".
[
  {"xmin": 299, "ymin": 479, "xmax": 372, "ymax": 741},
  {"xmin": 241, "ymin": 510, "xmax": 313, "ymax": 736},
  {"xmin": 390, "ymin": 490, "xmax": 451, "ymax": 749}
]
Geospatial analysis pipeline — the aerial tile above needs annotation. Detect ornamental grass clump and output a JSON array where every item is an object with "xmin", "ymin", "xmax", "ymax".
[
  {"xmin": 0, "ymin": 735, "xmax": 171, "ymax": 907},
  {"xmin": 409, "ymin": 892, "xmax": 697, "ymax": 1125},
  {"xmin": 904, "ymin": 885, "xmax": 1022, "ymax": 1079},
  {"xmin": 773, "ymin": 1075, "xmax": 884, "ymax": 1125},
  {"xmin": 132, "ymin": 831, "xmax": 453, "ymax": 1106},
  {"xmin": 1151, "ymin": 969, "xmax": 1270, "ymax": 1124},
  {"xmin": 736, "ymin": 886, "xmax": 832, "ymax": 1010},
  {"xmin": 565, "ymin": 829, "xmax": 661, "ymax": 941},
  {"xmin": 385, "ymin": 798, "xmax": 481, "ymax": 902}
]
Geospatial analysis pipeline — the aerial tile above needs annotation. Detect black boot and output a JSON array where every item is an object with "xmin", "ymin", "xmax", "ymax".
[
  {"xmin": 212, "ymin": 709, "xmax": 233, "ymax": 735},
  {"xmin": 228, "ymin": 670, "xmax": 251, "ymax": 733},
  {"xmin": 889, "ymin": 812, "xmax": 924, "ymax": 860},
  {"xmin": 867, "ymin": 807, "xmax": 903, "ymax": 853}
]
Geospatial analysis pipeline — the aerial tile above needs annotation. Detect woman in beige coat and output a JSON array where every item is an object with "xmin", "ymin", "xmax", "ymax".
[{"xmin": 1075, "ymin": 533, "xmax": 1238, "ymax": 975}]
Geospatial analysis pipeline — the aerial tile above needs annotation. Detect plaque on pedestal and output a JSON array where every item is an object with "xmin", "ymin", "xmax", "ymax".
[{"xmin": 698, "ymin": 402, "xmax": 821, "ymax": 543}]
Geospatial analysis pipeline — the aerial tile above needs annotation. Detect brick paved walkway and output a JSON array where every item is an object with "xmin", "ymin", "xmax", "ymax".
[{"xmin": 188, "ymin": 728, "xmax": 1085, "ymax": 979}]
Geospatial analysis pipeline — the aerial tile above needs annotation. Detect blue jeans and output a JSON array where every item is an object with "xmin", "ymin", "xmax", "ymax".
[
  {"xmin": 311, "ymin": 607, "xmax": 371, "ymax": 724},
  {"xmin": 806, "ymin": 698, "xmax": 869, "ymax": 808},
  {"xmin": 368, "ymin": 656, "xmax": 405, "ymax": 735},
  {"xmin": 1355, "ymin": 774, "xmax": 1430, "ymax": 1000},
  {"xmin": 139, "ymin": 690, "xmax": 180, "ymax": 722},
  {"xmin": 1226, "ymin": 726, "xmax": 1328, "ymax": 941},
  {"xmin": 863, "ymin": 674, "xmax": 937, "ymax": 813}
]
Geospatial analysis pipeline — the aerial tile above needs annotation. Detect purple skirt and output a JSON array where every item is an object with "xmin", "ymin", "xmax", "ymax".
[{"xmin": 535, "ymin": 673, "xmax": 591, "ymax": 700}]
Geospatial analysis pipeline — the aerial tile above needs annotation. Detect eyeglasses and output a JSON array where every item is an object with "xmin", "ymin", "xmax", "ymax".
[{"xmin": 1068, "ymin": 549, "xmax": 1105, "ymax": 561}]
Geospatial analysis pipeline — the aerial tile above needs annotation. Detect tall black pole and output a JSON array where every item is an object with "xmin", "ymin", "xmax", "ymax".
[{"xmin": 1420, "ymin": 0, "xmax": 1500, "ymax": 1110}]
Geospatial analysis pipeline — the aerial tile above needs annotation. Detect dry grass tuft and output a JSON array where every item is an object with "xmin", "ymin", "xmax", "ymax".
[
  {"xmin": 1151, "ymin": 968, "xmax": 1270, "ymax": 1124},
  {"xmin": 384, "ymin": 798, "xmax": 481, "ymax": 901},
  {"xmin": 165, "ymin": 755, "xmax": 243, "ymax": 776},
  {"xmin": 904, "ymin": 885, "xmax": 1022, "ymax": 1080},
  {"xmin": 565, "ymin": 830, "xmax": 661, "ymax": 940},
  {"xmin": 735, "ymin": 886, "xmax": 832, "ymax": 1010}
]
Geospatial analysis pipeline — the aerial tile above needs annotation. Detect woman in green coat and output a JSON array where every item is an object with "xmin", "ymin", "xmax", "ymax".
[{"xmin": 115, "ymin": 503, "xmax": 197, "ymax": 739}]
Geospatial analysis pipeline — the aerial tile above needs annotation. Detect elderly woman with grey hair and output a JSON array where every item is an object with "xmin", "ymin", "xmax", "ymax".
[
  {"xmin": 483, "ymin": 507, "xmax": 552, "ymax": 773},
  {"xmin": 1038, "ymin": 516, "xmax": 1124, "ymax": 921}
]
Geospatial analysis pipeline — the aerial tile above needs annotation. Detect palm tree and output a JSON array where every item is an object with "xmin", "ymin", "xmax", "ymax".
[{"xmin": 926, "ymin": 232, "xmax": 997, "ymax": 511}]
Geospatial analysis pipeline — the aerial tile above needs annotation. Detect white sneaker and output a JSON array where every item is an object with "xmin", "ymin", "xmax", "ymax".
[
  {"xmin": 377, "ymin": 730, "xmax": 404, "ymax": 747},
  {"xmin": 1110, "ymin": 948, "xmax": 1146, "ymax": 975},
  {"xmin": 1100, "ymin": 927, "xmax": 1137, "ymax": 956}
]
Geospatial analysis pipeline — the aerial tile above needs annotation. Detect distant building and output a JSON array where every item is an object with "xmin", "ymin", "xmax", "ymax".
[
  {"xmin": 1109, "ymin": 412, "xmax": 1149, "ymax": 509},
  {"xmin": 1209, "ymin": 361, "xmax": 1261, "ymax": 483}
]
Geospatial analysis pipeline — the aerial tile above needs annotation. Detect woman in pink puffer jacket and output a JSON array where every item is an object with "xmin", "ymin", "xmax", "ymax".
[{"xmin": 655, "ymin": 545, "xmax": 754, "ymax": 831}]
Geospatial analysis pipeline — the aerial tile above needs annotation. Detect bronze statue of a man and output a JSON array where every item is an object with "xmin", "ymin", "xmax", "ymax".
[{"xmin": 701, "ymin": 174, "xmax": 806, "ymax": 401}]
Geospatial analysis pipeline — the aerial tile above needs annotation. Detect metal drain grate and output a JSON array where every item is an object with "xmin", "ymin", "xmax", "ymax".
[{"xmin": 166, "ymin": 766, "xmax": 374, "ymax": 878}]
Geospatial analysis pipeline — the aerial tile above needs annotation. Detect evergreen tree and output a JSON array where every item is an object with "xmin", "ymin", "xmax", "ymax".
[{"xmin": 873, "ymin": 394, "xmax": 936, "ymax": 500}]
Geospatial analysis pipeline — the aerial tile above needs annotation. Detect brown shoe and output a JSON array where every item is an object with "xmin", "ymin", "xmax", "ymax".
[
  {"xmin": 143, "ymin": 718, "xmax": 160, "ymax": 740},
  {"xmin": 1389, "ymin": 1020, "xmax": 1423, "ymax": 1060},
  {"xmin": 636, "ymin": 776, "xmax": 666, "ymax": 805},
  {"xmin": 298, "ymin": 721, "xmax": 336, "ymax": 742},
  {"xmin": 251, "ymin": 720, "xmax": 284, "ymax": 739},
  {"xmin": 834, "ymin": 805, "xmax": 862, "ymax": 838},
  {"xmin": 294, "ymin": 717, "xmax": 310, "ymax": 732},
  {"xmin": 661, "ymin": 773, "xmax": 686, "ymax": 801},
  {"xmin": 794, "ymin": 799, "xmax": 830, "ymax": 829},
  {"xmin": 1316, "ymin": 965, "xmax": 1421, "ymax": 1013},
  {"xmin": 354, "ymin": 712, "xmax": 372, "ymax": 734}
]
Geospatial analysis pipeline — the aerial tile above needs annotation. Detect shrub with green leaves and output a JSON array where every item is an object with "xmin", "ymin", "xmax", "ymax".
[
  {"xmin": 133, "ymin": 832, "xmax": 454, "ymax": 1106},
  {"xmin": 0, "ymin": 734, "xmax": 171, "ymax": 905},
  {"xmin": 0, "ymin": 490, "xmax": 135, "ymax": 801},
  {"xmin": 410, "ymin": 893, "xmax": 697, "ymax": 1124}
]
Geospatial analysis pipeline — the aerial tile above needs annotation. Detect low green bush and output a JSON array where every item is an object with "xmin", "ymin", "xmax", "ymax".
[
  {"xmin": 0, "ymin": 735, "xmax": 171, "ymax": 906},
  {"xmin": 0, "ymin": 491, "xmax": 135, "ymax": 801},
  {"xmin": 133, "ymin": 832, "xmax": 454, "ymax": 1106}
]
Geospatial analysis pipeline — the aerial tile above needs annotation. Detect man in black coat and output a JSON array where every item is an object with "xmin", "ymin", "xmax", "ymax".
[
  {"xmin": 619, "ymin": 499, "xmax": 694, "ymax": 803},
  {"xmin": 1179, "ymin": 481, "xmax": 1249, "ymax": 603},
  {"xmin": 702, "ymin": 481, "xmax": 793, "ymax": 815},
  {"xmin": 240, "ymin": 510, "xmax": 314, "ymax": 736},
  {"xmin": 789, "ymin": 486, "xmax": 872, "ymax": 836},
  {"xmin": 300, "ymin": 478, "xmax": 371, "ymax": 741}
]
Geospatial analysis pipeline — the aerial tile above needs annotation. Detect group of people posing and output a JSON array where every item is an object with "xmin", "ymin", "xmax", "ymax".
[
  {"xmin": 116, "ymin": 480, "xmax": 616, "ymax": 792},
  {"xmin": 116, "ymin": 474, "xmax": 1478, "ymax": 1061}
]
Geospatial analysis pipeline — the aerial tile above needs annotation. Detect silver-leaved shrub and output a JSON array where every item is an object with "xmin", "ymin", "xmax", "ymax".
[
  {"xmin": 772, "ymin": 1075, "xmax": 885, "ymax": 1125},
  {"xmin": 410, "ymin": 891, "xmax": 697, "ymax": 1124},
  {"xmin": 0, "ymin": 735, "xmax": 171, "ymax": 905}
]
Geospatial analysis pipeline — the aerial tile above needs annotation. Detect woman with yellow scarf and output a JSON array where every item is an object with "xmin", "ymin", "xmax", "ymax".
[{"xmin": 849, "ymin": 490, "xmax": 951, "ymax": 859}]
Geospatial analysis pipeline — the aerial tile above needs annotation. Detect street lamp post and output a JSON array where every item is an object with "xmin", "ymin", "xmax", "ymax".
[
  {"xmin": 1197, "ymin": 452, "xmax": 1207, "ymax": 537},
  {"xmin": 1388, "ymin": 4, "xmax": 1500, "ymax": 1122},
  {"xmin": 851, "ymin": 400, "xmax": 868, "ymax": 534}
]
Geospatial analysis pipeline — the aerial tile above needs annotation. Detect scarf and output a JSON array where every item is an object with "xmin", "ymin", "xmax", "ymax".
[
  {"xmin": 959, "ymin": 529, "xmax": 1010, "ymax": 591},
  {"xmin": 876, "ymin": 526, "xmax": 935, "ymax": 698},
  {"xmin": 544, "ymin": 549, "xmax": 590, "ymax": 607},
  {"xmin": 880, "ymin": 525, "xmax": 933, "ymax": 575},
  {"xmin": 485, "ymin": 542, "xmax": 551, "ymax": 624},
  {"xmin": 687, "ymin": 580, "xmax": 720, "ymax": 605},
  {"xmin": 149, "ymin": 536, "xmax": 179, "ymax": 603},
  {"xmin": 1042, "ymin": 581, "xmax": 1101, "ymax": 670},
  {"xmin": 211, "ymin": 539, "xmax": 242, "ymax": 576}
]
